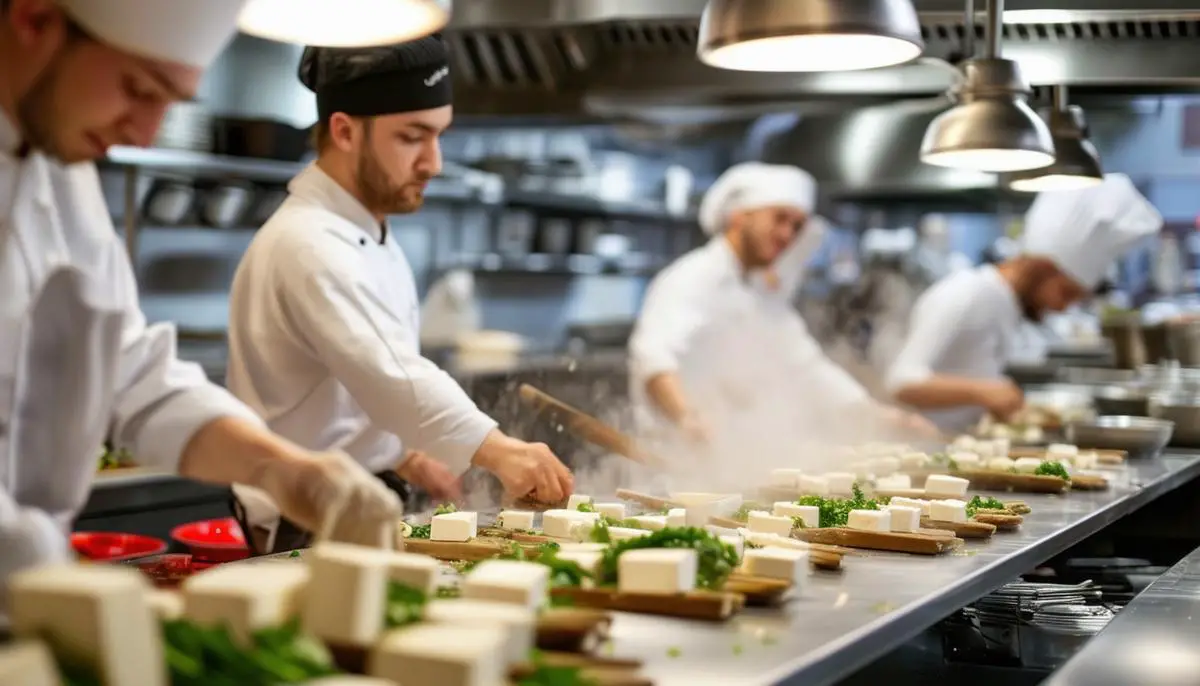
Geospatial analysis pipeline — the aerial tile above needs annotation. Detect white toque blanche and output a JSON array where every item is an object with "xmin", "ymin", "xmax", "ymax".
[
  {"xmin": 698, "ymin": 162, "xmax": 818, "ymax": 236},
  {"xmin": 1021, "ymin": 173, "xmax": 1163, "ymax": 289},
  {"xmin": 56, "ymin": 0, "xmax": 248, "ymax": 68}
]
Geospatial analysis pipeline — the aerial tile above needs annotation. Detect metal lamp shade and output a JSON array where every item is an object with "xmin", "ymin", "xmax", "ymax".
[
  {"xmin": 697, "ymin": 0, "xmax": 925, "ymax": 72},
  {"xmin": 1008, "ymin": 106, "xmax": 1104, "ymax": 192},
  {"xmin": 238, "ymin": 0, "xmax": 450, "ymax": 47},
  {"xmin": 920, "ymin": 98, "xmax": 1056, "ymax": 173}
]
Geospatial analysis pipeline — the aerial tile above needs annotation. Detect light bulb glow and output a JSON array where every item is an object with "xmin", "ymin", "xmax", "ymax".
[
  {"xmin": 1010, "ymin": 174, "xmax": 1104, "ymax": 193},
  {"xmin": 700, "ymin": 34, "xmax": 923, "ymax": 72},
  {"xmin": 922, "ymin": 148, "xmax": 1055, "ymax": 173},
  {"xmin": 238, "ymin": 0, "xmax": 448, "ymax": 48}
]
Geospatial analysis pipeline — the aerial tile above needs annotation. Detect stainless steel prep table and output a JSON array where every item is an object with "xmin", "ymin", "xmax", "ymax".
[
  {"xmin": 1041, "ymin": 520, "xmax": 1200, "ymax": 686},
  {"xmin": 610, "ymin": 452, "xmax": 1200, "ymax": 686}
]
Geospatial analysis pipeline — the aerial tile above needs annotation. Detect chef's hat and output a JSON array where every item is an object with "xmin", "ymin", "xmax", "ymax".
[
  {"xmin": 1021, "ymin": 173, "xmax": 1162, "ymax": 289},
  {"xmin": 698, "ymin": 162, "xmax": 817, "ymax": 236},
  {"xmin": 56, "ymin": 0, "xmax": 247, "ymax": 68}
]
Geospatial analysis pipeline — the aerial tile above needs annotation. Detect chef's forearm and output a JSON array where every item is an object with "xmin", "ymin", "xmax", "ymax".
[
  {"xmin": 893, "ymin": 376, "xmax": 989, "ymax": 409},
  {"xmin": 177, "ymin": 417, "xmax": 310, "ymax": 487},
  {"xmin": 646, "ymin": 372, "xmax": 692, "ymax": 424}
]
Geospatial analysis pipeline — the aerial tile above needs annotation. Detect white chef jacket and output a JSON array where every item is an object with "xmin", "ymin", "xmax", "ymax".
[
  {"xmin": 629, "ymin": 237, "xmax": 871, "ymax": 463},
  {"xmin": 884, "ymin": 265, "xmax": 1023, "ymax": 432},
  {"xmin": 226, "ymin": 164, "xmax": 496, "ymax": 476},
  {"xmin": 0, "ymin": 115, "xmax": 259, "ymax": 589}
]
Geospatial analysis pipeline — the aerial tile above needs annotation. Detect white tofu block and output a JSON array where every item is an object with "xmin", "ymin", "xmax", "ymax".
[
  {"xmin": 566, "ymin": 494, "xmax": 593, "ymax": 511},
  {"xmin": 870, "ymin": 457, "xmax": 901, "ymax": 477},
  {"xmin": 772, "ymin": 503, "xmax": 819, "ymax": 529},
  {"xmin": 423, "ymin": 599, "xmax": 535, "ymax": 664},
  {"xmin": 462, "ymin": 559, "xmax": 550, "ymax": 610},
  {"xmin": 952, "ymin": 435, "xmax": 977, "ymax": 449},
  {"xmin": 1024, "ymin": 426, "xmax": 1045, "ymax": 443},
  {"xmin": 875, "ymin": 474, "xmax": 912, "ymax": 491},
  {"xmin": 796, "ymin": 475, "xmax": 830, "ymax": 496},
  {"xmin": 738, "ymin": 529, "xmax": 810, "ymax": 551},
  {"xmin": 541, "ymin": 509, "xmax": 599, "ymax": 539},
  {"xmin": 594, "ymin": 503, "xmax": 626, "ymax": 521},
  {"xmin": 846, "ymin": 509, "xmax": 890, "ymax": 532},
  {"xmin": 992, "ymin": 438, "xmax": 1011, "ymax": 456},
  {"xmin": 1048, "ymin": 443, "xmax": 1079, "ymax": 458},
  {"xmin": 987, "ymin": 457, "xmax": 1016, "ymax": 472},
  {"xmin": 929, "ymin": 499, "xmax": 968, "ymax": 523},
  {"xmin": 885, "ymin": 505, "xmax": 922, "ymax": 533},
  {"xmin": 147, "ymin": 588, "xmax": 184, "ymax": 620},
  {"xmin": 496, "ymin": 510, "xmax": 535, "ymax": 531},
  {"xmin": 302, "ymin": 543, "xmax": 392, "ymax": 647},
  {"xmin": 823, "ymin": 472, "xmax": 856, "ymax": 496},
  {"xmin": 900, "ymin": 452, "xmax": 931, "ymax": 469},
  {"xmin": 742, "ymin": 548, "xmax": 809, "ymax": 587},
  {"xmin": 770, "ymin": 468, "xmax": 805, "ymax": 488},
  {"xmin": 747, "ymin": 510, "xmax": 795, "ymax": 536},
  {"xmin": 607, "ymin": 526, "xmax": 652, "ymax": 542},
  {"xmin": 617, "ymin": 549, "xmax": 698, "ymax": 594},
  {"xmin": 1014, "ymin": 457, "xmax": 1043, "ymax": 474},
  {"xmin": 386, "ymin": 552, "xmax": 442, "ymax": 596},
  {"xmin": 432, "ymin": 512, "xmax": 478, "ymax": 542},
  {"xmin": 666, "ymin": 507, "xmax": 687, "ymax": 528},
  {"xmin": 9, "ymin": 564, "xmax": 165, "ymax": 686},
  {"xmin": 671, "ymin": 492, "xmax": 743, "ymax": 516},
  {"xmin": 951, "ymin": 451, "xmax": 981, "ymax": 470},
  {"xmin": 925, "ymin": 474, "xmax": 969, "ymax": 498},
  {"xmin": 0, "ymin": 640, "xmax": 63, "ymax": 686},
  {"xmin": 557, "ymin": 542, "xmax": 608, "ymax": 553},
  {"xmin": 993, "ymin": 425, "xmax": 1014, "ymax": 439},
  {"xmin": 719, "ymin": 535, "xmax": 745, "ymax": 560},
  {"xmin": 629, "ymin": 515, "xmax": 669, "ymax": 531},
  {"xmin": 1074, "ymin": 451, "xmax": 1099, "ymax": 470},
  {"xmin": 973, "ymin": 441, "xmax": 996, "ymax": 458},
  {"xmin": 370, "ymin": 624, "xmax": 507, "ymax": 686},
  {"xmin": 554, "ymin": 551, "xmax": 604, "ymax": 581}
]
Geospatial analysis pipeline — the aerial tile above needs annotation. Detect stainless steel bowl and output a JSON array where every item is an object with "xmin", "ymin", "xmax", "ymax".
[
  {"xmin": 1065, "ymin": 416, "xmax": 1174, "ymax": 454},
  {"xmin": 1092, "ymin": 385, "xmax": 1150, "ymax": 417},
  {"xmin": 1057, "ymin": 367, "xmax": 1137, "ymax": 386},
  {"xmin": 1023, "ymin": 384, "xmax": 1096, "ymax": 417},
  {"xmin": 1148, "ymin": 391, "xmax": 1200, "ymax": 447}
]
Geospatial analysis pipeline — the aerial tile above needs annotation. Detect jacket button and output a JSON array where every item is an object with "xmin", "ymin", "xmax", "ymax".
[{"xmin": 359, "ymin": 238, "xmax": 367, "ymax": 246}]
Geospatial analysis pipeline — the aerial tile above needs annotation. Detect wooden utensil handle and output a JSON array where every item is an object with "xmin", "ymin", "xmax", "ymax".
[{"xmin": 518, "ymin": 384, "xmax": 656, "ymax": 465}]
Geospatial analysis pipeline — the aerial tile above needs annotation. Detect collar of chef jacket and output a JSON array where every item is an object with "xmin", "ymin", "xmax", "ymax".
[{"xmin": 287, "ymin": 162, "xmax": 386, "ymax": 244}]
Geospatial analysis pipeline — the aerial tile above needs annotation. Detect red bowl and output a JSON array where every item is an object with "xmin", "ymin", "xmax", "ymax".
[
  {"xmin": 71, "ymin": 532, "xmax": 168, "ymax": 562},
  {"xmin": 132, "ymin": 553, "xmax": 215, "ymax": 588},
  {"xmin": 170, "ymin": 518, "xmax": 249, "ymax": 563}
]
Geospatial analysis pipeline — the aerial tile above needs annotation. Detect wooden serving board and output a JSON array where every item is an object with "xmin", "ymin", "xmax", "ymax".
[
  {"xmin": 1070, "ymin": 474, "xmax": 1111, "ymax": 491},
  {"xmin": 920, "ymin": 518, "xmax": 995, "ymax": 539},
  {"xmin": 550, "ymin": 587, "xmax": 744, "ymax": 621},
  {"xmin": 510, "ymin": 653, "xmax": 652, "ymax": 686},
  {"xmin": 704, "ymin": 516, "xmax": 851, "ymax": 566},
  {"xmin": 722, "ymin": 573, "xmax": 794, "ymax": 606},
  {"xmin": 1009, "ymin": 447, "xmax": 1126, "ymax": 465},
  {"xmin": 972, "ymin": 512, "xmax": 1023, "ymax": 530},
  {"xmin": 614, "ymin": 489, "xmax": 681, "ymax": 511},
  {"xmin": 402, "ymin": 538, "xmax": 544, "ymax": 561},
  {"xmin": 794, "ymin": 527, "xmax": 963, "ymax": 555},
  {"xmin": 955, "ymin": 469, "xmax": 1071, "ymax": 494},
  {"xmin": 536, "ymin": 607, "xmax": 613, "ymax": 653}
]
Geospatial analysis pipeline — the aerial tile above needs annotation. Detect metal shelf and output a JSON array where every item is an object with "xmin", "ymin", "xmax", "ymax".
[
  {"xmin": 504, "ymin": 189, "xmax": 697, "ymax": 224},
  {"xmin": 441, "ymin": 252, "xmax": 664, "ymax": 276},
  {"xmin": 106, "ymin": 146, "xmax": 304, "ymax": 183}
]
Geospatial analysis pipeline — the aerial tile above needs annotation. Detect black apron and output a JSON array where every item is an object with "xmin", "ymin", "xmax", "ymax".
[{"xmin": 230, "ymin": 471, "xmax": 412, "ymax": 556}]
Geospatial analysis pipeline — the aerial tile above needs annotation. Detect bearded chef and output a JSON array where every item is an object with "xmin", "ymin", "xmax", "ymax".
[
  {"xmin": 0, "ymin": 0, "xmax": 407, "ymax": 608},
  {"xmin": 225, "ymin": 36, "xmax": 574, "ymax": 553},
  {"xmin": 628, "ymin": 162, "xmax": 935, "ymax": 470},
  {"xmin": 885, "ymin": 174, "xmax": 1161, "ymax": 433}
]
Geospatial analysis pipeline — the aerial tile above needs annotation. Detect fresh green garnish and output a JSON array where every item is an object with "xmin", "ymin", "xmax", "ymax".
[
  {"xmin": 575, "ymin": 502, "xmax": 596, "ymax": 513},
  {"xmin": 790, "ymin": 517, "xmax": 807, "ymax": 529},
  {"xmin": 965, "ymin": 495, "xmax": 1007, "ymax": 517},
  {"xmin": 384, "ymin": 581, "xmax": 426, "ymax": 628},
  {"xmin": 666, "ymin": 647, "xmax": 682, "ymax": 658},
  {"xmin": 795, "ymin": 483, "xmax": 881, "ymax": 528},
  {"xmin": 408, "ymin": 523, "xmax": 432, "ymax": 539},
  {"xmin": 519, "ymin": 650, "xmax": 597, "ymax": 686},
  {"xmin": 731, "ymin": 505, "xmax": 753, "ymax": 523},
  {"xmin": 288, "ymin": 550, "xmax": 301, "ymax": 558},
  {"xmin": 434, "ymin": 502, "xmax": 458, "ymax": 515},
  {"xmin": 160, "ymin": 618, "xmax": 338, "ymax": 685},
  {"xmin": 598, "ymin": 527, "xmax": 739, "ymax": 590},
  {"xmin": 436, "ymin": 586, "xmax": 462, "ymax": 598},
  {"xmin": 1034, "ymin": 461, "xmax": 1071, "ymax": 480},
  {"xmin": 732, "ymin": 644, "xmax": 744, "ymax": 656},
  {"xmin": 588, "ymin": 521, "xmax": 612, "ymax": 544}
]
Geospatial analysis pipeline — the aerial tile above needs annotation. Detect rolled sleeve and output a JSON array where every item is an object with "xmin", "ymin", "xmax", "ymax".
[
  {"xmin": 276, "ymin": 238, "xmax": 496, "ymax": 476},
  {"xmin": 629, "ymin": 273, "xmax": 708, "ymax": 382},
  {"xmin": 884, "ymin": 290, "xmax": 964, "ymax": 395},
  {"xmin": 0, "ymin": 494, "xmax": 73, "ymax": 619}
]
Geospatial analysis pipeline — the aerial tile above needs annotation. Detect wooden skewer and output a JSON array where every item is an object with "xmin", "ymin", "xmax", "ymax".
[{"xmin": 517, "ymin": 384, "xmax": 663, "ymax": 467}]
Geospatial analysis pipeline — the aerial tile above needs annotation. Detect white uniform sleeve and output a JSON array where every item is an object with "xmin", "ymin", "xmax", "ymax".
[
  {"xmin": 274, "ymin": 234, "xmax": 497, "ymax": 476},
  {"xmin": 884, "ymin": 285, "xmax": 970, "ymax": 394},
  {"xmin": 628, "ymin": 271, "xmax": 709, "ymax": 381},
  {"xmin": 777, "ymin": 311, "xmax": 870, "ymax": 410},
  {"xmin": 105, "ymin": 241, "xmax": 264, "ymax": 471}
]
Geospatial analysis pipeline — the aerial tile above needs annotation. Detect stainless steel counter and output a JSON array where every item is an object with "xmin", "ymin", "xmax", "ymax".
[
  {"xmin": 1041, "ymin": 516, "xmax": 1200, "ymax": 686},
  {"xmin": 607, "ymin": 453, "xmax": 1200, "ymax": 686}
]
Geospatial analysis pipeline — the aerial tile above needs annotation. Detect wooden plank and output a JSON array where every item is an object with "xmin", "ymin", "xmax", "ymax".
[
  {"xmin": 920, "ymin": 518, "xmax": 996, "ymax": 539},
  {"xmin": 1070, "ymin": 474, "xmax": 1111, "ymax": 491},
  {"xmin": 402, "ymin": 538, "xmax": 542, "ymax": 561},
  {"xmin": 972, "ymin": 512, "xmax": 1024, "ymax": 530},
  {"xmin": 536, "ymin": 608, "xmax": 613, "ymax": 653},
  {"xmin": 955, "ymin": 469, "xmax": 1071, "ymax": 494},
  {"xmin": 549, "ymin": 587, "xmax": 743, "ymax": 621},
  {"xmin": 793, "ymin": 527, "xmax": 963, "ymax": 555},
  {"xmin": 722, "ymin": 573, "xmax": 794, "ymax": 606}
]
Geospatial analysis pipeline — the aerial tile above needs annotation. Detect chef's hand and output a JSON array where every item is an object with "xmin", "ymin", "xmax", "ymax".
[
  {"xmin": 472, "ymin": 430, "xmax": 574, "ymax": 503},
  {"xmin": 397, "ymin": 450, "xmax": 463, "ymax": 503},
  {"xmin": 978, "ymin": 380, "xmax": 1025, "ymax": 420},
  {"xmin": 678, "ymin": 412, "xmax": 711, "ymax": 445}
]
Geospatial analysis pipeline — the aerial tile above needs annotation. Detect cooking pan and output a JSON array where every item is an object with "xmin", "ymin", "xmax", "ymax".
[
  {"xmin": 1148, "ymin": 391, "xmax": 1200, "ymax": 447},
  {"xmin": 1092, "ymin": 385, "xmax": 1150, "ymax": 417}
]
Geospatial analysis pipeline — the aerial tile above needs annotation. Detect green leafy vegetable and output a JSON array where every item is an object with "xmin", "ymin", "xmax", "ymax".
[
  {"xmin": 575, "ymin": 502, "xmax": 596, "ymax": 513},
  {"xmin": 598, "ymin": 527, "xmax": 739, "ymax": 590},
  {"xmin": 965, "ymin": 495, "xmax": 1006, "ymax": 517},
  {"xmin": 1034, "ymin": 461, "xmax": 1071, "ymax": 480},
  {"xmin": 288, "ymin": 550, "xmax": 301, "ymax": 558},
  {"xmin": 795, "ymin": 483, "xmax": 881, "ymax": 528},
  {"xmin": 384, "ymin": 581, "xmax": 426, "ymax": 628},
  {"xmin": 408, "ymin": 523, "xmax": 432, "ymax": 539},
  {"xmin": 434, "ymin": 502, "xmax": 458, "ymax": 515},
  {"xmin": 160, "ymin": 618, "xmax": 338, "ymax": 686},
  {"xmin": 435, "ymin": 586, "xmax": 461, "ymax": 599},
  {"xmin": 519, "ymin": 650, "xmax": 598, "ymax": 686}
]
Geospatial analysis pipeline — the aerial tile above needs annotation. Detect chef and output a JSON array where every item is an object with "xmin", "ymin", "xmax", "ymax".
[
  {"xmin": 0, "ymin": 0, "xmax": 405, "ymax": 608},
  {"xmin": 628, "ymin": 162, "xmax": 934, "ymax": 474},
  {"xmin": 885, "ymin": 174, "xmax": 1162, "ymax": 433},
  {"xmin": 225, "ymin": 35, "xmax": 573, "ymax": 553}
]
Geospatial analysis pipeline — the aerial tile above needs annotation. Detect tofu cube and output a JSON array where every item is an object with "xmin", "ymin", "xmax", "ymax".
[
  {"xmin": 147, "ymin": 588, "xmax": 184, "ymax": 620},
  {"xmin": 369, "ymin": 624, "xmax": 507, "ymax": 686},
  {"xmin": 1014, "ymin": 457, "xmax": 1043, "ymax": 474},
  {"xmin": 1074, "ymin": 451, "xmax": 1099, "ymax": 470},
  {"xmin": 929, "ymin": 499, "xmax": 968, "ymax": 523},
  {"xmin": 386, "ymin": 552, "xmax": 441, "ymax": 596},
  {"xmin": 773, "ymin": 503, "xmax": 819, "ymax": 528},
  {"xmin": 951, "ymin": 435, "xmax": 977, "ymax": 449},
  {"xmin": 541, "ymin": 509, "xmax": 599, "ymax": 539},
  {"xmin": 875, "ymin": 474, "xmax": 912, "ymax": 491},
  {"xmin": 719, "ymin": 535, "xmax": 745, "ymax": 560},
  {"xmin": 431, "ymin": 512, "xmax": 478, "ymax": 542},
  {"xmin": 607, "ymin": 526, "xmax": 652, "ymax": 542},
  {"xmin": 1024, "ymin": 426, "xmax": 1045, "ymax": 443},
  {"xmin": 846, "ymin": 509, "xmax": 890, "ymax": 532},
  {"xmin": 823, "ymin": 472, "xmax": 856, "ymax": 496},
  {"xmin": 671, "ymin": 493, "xmax": 743, "ymax": 516},
  {"xmin": 900, "ymin": 452, "xmax": 931, "ymax": 469},
  {"xmin": 617, "ymin": 549, "xmax": 698, "ymax": 594},
  {"xmin": 742, "ymin": 548, "xmax": 809, "ymax": 587},
  {"xmin": 747, "ymin": 511, "xmax": 795, "ymax": 536},
  {"xmin": 496, "ymin": 510, "xmax": 535, "ymax": 531},
  {"xmin": 987, "ymin": 457, "xmax": 1016, "ymax": 472},
  {"xmin": 925, "ymin": 474, "xmax": 969, "ymax": 498},
  {"xmin": 870, "ymin": 457, "xmax": 900, "ymax": 477},
  {"xmin": 422, "ymin": 599, "xmax": 535, "ymax": 664},
  {"xmin": 796, "ymin": 475, "xmax": 830, "ymax": 496},
  {"xmin": 0, "ymin": 640, "xmax": 63, "ymax": 686},
  {"xmin": 462, "ymin": 560, "xmax": 550, "ymax": 610},
  {"xmin": 594, "ymin": 503, "xmax": 626, "ymax": 521},
  {"xmin": 770, "ymin": 468, "xmax": 805, "ymax": 488},
  {"xmin": 1048, "ymin": 443, "xmax": 1079, "ymax": 458},
  {"xmin": 187, "ymin": 562, "xmax": 312, "ymax": 644},
  {"xmin": 666, "ymin": 508, "xmax": 687, "ymax": 528},
  {"xmin": 888, "ymin": 496, "xmax": 931, "ymax": 517},
  {"xmin": 885, "ymin": 505, "xmax": 922, "ymax": 533},
  {"xmin": 9, "ymin": 564, "xmax": 165, "ymax": 686},
  {"xmin": 554, "ymin": 551, "xmax": 604, "ymax": 581},
  {"xmin": 566, "ymin": 494, "xmax": 593, "ymax": 511},
  {"xmin": 992, "ymin": 438, "xmax": 1011, "ymax": 456},
  {"xmin": 302, "ymin": 542, "xmax": 392, "ymax": 647},
  {"xmin": 973, "ymin": 441, "xmax": 996, "ymax": 458},
  {"xmin": 951, "ymin": 451, "xmax": 981, "ymax": 470},
  {"xmin": 629, "ymin": 515, "xmax": 669, "ymax": 531}
]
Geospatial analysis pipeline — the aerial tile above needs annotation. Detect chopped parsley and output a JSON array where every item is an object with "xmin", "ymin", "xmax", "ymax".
[
  {"xmin": 965, "ymin": 495, "xmax": 1007, "ymax": 517},
  {"xmin": 597, "ymin": 527, "xmax": 739, "ymax": 590},
  {"xmin": 408, "ymin": 523, "xmax": 432, "ymax": 539},
  {"xmin": 383, "ymin": 581, "xmax": 426, "ymax": 628},
  {"xmin": 795, "ymin": 483, "xmax": 881, "ymax": 528},
  {"xmin": 1034, "ymin": 461, "xmax": 1071, "ymax": 480},
  {"xmin": 434, "ymin": 502, "xmax": 458, "ymax": 515}
]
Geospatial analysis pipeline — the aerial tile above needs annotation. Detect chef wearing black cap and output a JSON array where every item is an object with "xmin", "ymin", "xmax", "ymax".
[{"xmin": 225, "ymin": 35, "xmax": 574, "ymax": 553}]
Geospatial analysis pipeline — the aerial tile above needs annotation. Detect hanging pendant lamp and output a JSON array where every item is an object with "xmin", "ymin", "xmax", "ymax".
[
  {"xmin": 919, "ymin": 0, "xmax": 1054, "ymax": 172},
  {"xmin": 697, "ymin": 0, "xmax": 924, "ymax": 73},
  {"xmin": 238, "ymin": 0, "xmax": 450, "ymax": 47},
  {"xmin": 1007, "ymin": 86, "xmax": 1103, "ymax": 192}
]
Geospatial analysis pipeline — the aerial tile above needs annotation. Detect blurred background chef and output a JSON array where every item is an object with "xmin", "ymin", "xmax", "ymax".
[
  {"xmin": 885, "ymin": 174, "xmax": 1163, "ymax": 433},
  {"xmin": 628, "ymin": 162, "xmax": 934, "ymax": 487}
]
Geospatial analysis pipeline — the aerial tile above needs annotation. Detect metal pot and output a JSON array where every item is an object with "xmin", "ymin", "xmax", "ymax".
[
  {"xmin": 1065, "ymin": 416, "xmax": 1174, "ymax": 454},
  {"xmin": 201, "ymin": 183, "xmax": 254, "ymax": 229},
  {"xmin": 1148, "ymin": 391, "xmax": 1200, "ymax": 447},
  {"xmin": 144, "ymin": 180, "xmax": 194, "ymax": 226},
  {"xmin": 1092, "ymin": 385, "xmax": 1150, "ymax": 417},
  {"xmin": 1166, "ymin": 320, "xmax": 1200, "ymax": 367},
  {"xmin": 1101, "ymin": 320, "xmax": 1169, "ymax": 369}
]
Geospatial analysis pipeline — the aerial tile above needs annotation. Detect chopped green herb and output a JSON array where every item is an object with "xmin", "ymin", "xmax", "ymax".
[
  {"xmin": 732, "ymin": 644, "xmax": 744, "ymax": 656},
  {"xmin": 519, "ymin": 650, "xmax": 598, "ymax": 686},
  {"xmin": 598, "ymin": 527, "xmax": 739, "ymax": 590},
  {"xmin": 159, "ymin": 618, "xmax": 338, "ymax": 685},
  {"xmin": 1034, "ymin": 461, "xmax": 1071, "ymax": 480},
  {"xmin": 666, "ymin": 647, "xmax": 682, "ymax": 658},
  {"xmin": 575, "ymin": 502, "xmax": 596, "ymax": 513},
  {"xmin": 408, "ymin": 523, "xmax": 432, "ymax": 539},
  {"xmin": 288, "ymin": 550, "xmax": 301, "ymax": 558},
  {"xmin": 965, "ymin": 495, "xmax": 1007, "ymax": 517},
  {"xmin": 436, "ymin": 586, "xmax": 462, "ymax": 598},
  {"xmin": 434, "ymin": 502, "xmax": 458, "ymax": 515},
  {"xmin": 384, "ymin": 581, "xmax": 426, "ymax": 628},
  {"xmin": 795, "ymin": 483, "xmax": 881, "ymax": 528}
]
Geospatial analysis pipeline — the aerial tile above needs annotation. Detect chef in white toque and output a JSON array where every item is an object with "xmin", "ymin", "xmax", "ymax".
[
  {"xmin": 886, "ymin": 174, "xmax": 1162, "ymax": 433},
  {"xmin": 628, "ymin": 162, "xmax": 934, "ymax": 471},
  {"xmin": 0, "ymin": 0, "xmax": 403, "ymax": 608}
]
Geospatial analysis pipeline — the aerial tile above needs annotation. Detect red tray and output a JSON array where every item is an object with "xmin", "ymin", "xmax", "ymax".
[
  {"xmin": 71, "ymin": 532, "xmax": 168, "ymax": 562},
  {"xmin": 170, "ymin": 518, "xmax": 249, "ymax": 563}
]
